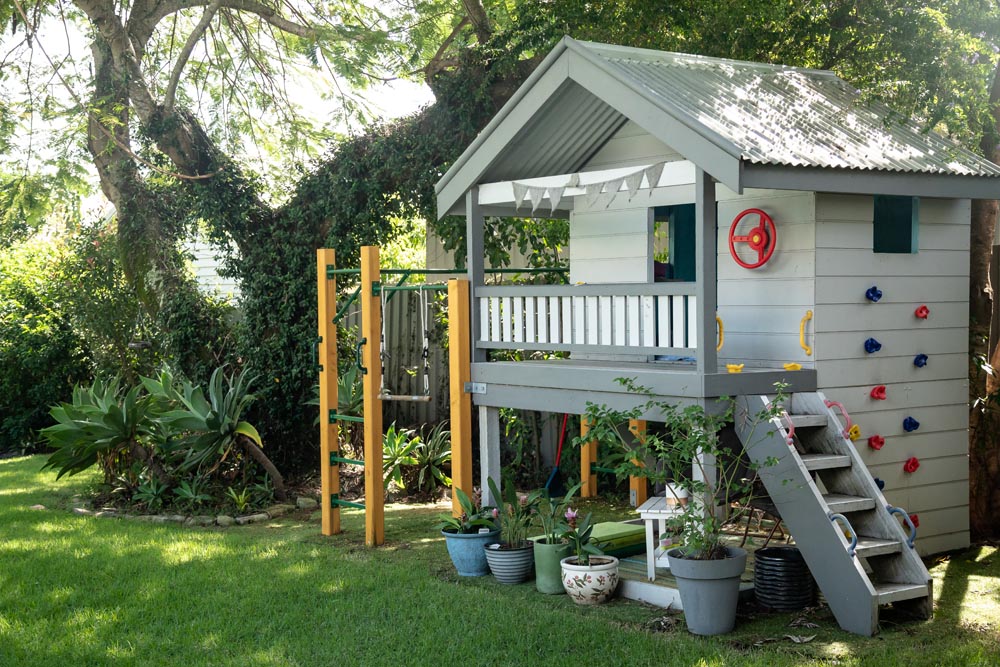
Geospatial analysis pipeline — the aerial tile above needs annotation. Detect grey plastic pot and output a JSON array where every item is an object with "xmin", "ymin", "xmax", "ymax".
[{"xmin": 667, "ymin": 546, "xmax": 748, "ymax": 636}]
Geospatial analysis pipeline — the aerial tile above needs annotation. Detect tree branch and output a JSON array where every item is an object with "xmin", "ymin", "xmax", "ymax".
[
  {"xmin": 163, "ymin": 0, "xmax": 222, "ymax": 110},
  {"xmin": 461, "ymin": 0, "xmax": 491, "ymax": 44},
  {"xmin": 422, "ymin": 15, "xmax": 468, "ymax": 79},
  {"xmin": 139, "ymin": 0, "xmax": 314, "ymax": 41}
]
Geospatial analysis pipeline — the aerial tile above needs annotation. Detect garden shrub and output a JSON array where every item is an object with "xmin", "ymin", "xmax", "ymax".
[{"xmin": 0, "ymin": 239, "xmax": 91, "ymax": 453}]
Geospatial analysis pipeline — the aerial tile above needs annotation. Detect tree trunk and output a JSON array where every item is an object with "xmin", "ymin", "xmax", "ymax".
[{"xmin": 241, "ymin": 436, "xmax": 287, "ymax": 500}]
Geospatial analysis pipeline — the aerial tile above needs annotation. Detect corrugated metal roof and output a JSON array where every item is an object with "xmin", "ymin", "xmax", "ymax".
[{"xmin": 576, "ymin": 40, "xmax": 1000, "ymax": 178}]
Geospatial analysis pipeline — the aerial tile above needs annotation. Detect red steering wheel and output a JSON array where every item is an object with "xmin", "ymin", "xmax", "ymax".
[{"xmin": 728, "ymin": 208, "xmax": 776, "ymax": 269}]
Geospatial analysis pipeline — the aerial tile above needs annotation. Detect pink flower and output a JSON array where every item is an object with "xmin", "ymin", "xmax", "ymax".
[
  {"xmin": 565, "ymin": 507, "xmax": 577, "ymax": 521},
  {"xmin": 491, "ymin": 508, "xmax": 499, "ymax": 518}
]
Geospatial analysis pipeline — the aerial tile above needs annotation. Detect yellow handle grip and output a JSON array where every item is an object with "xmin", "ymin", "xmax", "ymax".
[
  {"xmin": 716, "ymin": 314, "xmax": 724, "ymax": 352},
  {"xmin": 800, "ymin": 310, "xmax": 813, "ymax": 356}
]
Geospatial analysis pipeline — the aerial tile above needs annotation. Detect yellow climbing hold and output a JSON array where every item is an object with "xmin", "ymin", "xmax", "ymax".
[
  {"xmin": 726, "ymin": 363, "xmax": 744, "ymax": 374},
  {"xmin": 783, "ymin": 363, "xmax": 802, "ymax": 371},
  {"xmin": 847, "ymin": 424, "xmax": 861, "ymax": 441}
]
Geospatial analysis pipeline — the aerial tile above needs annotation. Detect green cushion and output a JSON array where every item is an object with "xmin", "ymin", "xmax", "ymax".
[{"xmin": 529, "ymin": 522, "xmax": 646, "ymax": 557}]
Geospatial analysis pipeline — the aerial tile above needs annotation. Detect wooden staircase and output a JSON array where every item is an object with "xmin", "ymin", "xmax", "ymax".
[{"xmin": 734, "ymin": 392, "xmax": 933, "ymax": 636}]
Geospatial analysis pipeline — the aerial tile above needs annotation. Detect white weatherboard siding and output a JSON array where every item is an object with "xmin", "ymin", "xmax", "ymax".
[
  {"xmin": 582, "ymin": 120, "xmax": 685, "ymax": 171},
  {"xmin": 814, "ymin": 193, "xmax": 971, "ymax": 554},
  {"xmin": 716, "ymin": 190, "xmax": 816, "ymax": 369},
  {"xmin": 568, "ymin": 206, "xmax": 653, "ymax": 283}
]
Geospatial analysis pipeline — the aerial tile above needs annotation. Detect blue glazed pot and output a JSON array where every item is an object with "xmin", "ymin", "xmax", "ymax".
[{"xmin": 442, "ymin": 529, "xmax": 500, "ymax": 576}]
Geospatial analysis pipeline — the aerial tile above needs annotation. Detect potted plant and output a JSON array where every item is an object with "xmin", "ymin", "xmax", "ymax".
[
  {"xmin": 533, "ymin": 482, "xmax": 581, "ymax": 594},
  {"xmin": 483, "ymin": 477, "xmax": 541, "ymax": 584},
  {"xmin": 435, "ymin": 487, "xmax": 498, "ymax": 577},
  {"xmin": 579, "ymin": 378, "xmax": 784, "ymax": 633},
  {"xmin": 559, "ymin": 508, "xmax": 619, "ymax": 604}
]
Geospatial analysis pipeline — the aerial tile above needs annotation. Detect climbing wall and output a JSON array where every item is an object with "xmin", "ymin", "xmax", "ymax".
[{"xmin": 812, "ymin": 193, "xmax": 971, "ymax": 555}]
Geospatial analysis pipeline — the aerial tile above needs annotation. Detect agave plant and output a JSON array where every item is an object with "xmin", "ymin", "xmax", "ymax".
[
  {"xmin": 144, "ymin": 366, "xmax": 286, "ymax": 500},
  {"xmin": 382, "ymin": 423, "xmax": 420, "ymax": 490},
  {"xmin": 41, "ymin": 377, "xmax": 170, "ymax": 487},
  {"xmin": 413, "ymin": 422, "xmax": 452, "ymax": 495}
]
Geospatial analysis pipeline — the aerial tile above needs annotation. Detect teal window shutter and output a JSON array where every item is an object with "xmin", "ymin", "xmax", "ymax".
[{"xmin": 873, "ymin": 195, "xmax": 919, "ymax": 254}]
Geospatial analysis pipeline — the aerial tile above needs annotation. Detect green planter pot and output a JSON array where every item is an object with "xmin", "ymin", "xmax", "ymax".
[{"xmin": 533, "ymin": 539, "xmax": 571, "ymax": 594}]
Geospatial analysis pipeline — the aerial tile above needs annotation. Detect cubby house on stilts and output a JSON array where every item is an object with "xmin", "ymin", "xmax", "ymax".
[{"xmin": 435, "ymin": 37, "xmax": 1000, "ymax": 636}]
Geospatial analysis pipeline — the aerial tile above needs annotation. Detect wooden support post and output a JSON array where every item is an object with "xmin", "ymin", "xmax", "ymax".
[
  {"xmin": 360, "ymin": 246, "xmax": 385, "ymax": 546},
  {"xmin": 628, "ymin": 419, "xmax": 649, "ymax": 507},
  {"xmin": 695, "ymin": 169, "xmax": 718, "ymax": 374},
  {"xmin": 479, "ymin": 406, "xmax": 501, "ymax": 506},
  {"xmin": 448, "ymin": 279, "xmax": 473, "ymax": 517},
  {"xmin": 317, "ymin": 249, "xmax": 340, "ymax": 536},
  {"xmin": 580, "ymin": 416, "xmax": 598, "ymax": 498}
]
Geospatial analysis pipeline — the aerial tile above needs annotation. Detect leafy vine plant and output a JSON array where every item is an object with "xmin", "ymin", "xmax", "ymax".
[{"xmin": 575, "ymin": 378, "xmax": 786, "ymax": 561}]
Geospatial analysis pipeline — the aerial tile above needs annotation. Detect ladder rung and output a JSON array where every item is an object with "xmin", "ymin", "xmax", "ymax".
[
  {"xmin": 330, "ymin": 410, "xmax": 364, "ymax": 423},
  {"xmin": 823, "ymin": 493, "xmax": 876, "ymax": 513},
  {"xmin": 874, "ymin": 582, "xmax": 929, "ymax": 605},
  {"xmin": 855, "ymin": 537, "xmax": 902, "ymax": 558},
  {"xmin": 330, "ymin": 495, "xmax": 365, "ymax": 510},
  {"xmin": 330, "ymin": 454, "xmax": 364, "ymax": 467},
  {"xmin": 787, "ymin": 414, "xmax": 828, "ymax": 428},
  {"xmin": 800, "ymin": 453, "xmax": 851, "ymax": 471}
]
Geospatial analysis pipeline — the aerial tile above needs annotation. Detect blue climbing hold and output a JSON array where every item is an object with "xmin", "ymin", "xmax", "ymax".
[
  {"xmin": 874, "ymin": 477, "xmax": 886, "ymax": 491},
  {"xmin": 903, "ymin": 417, "xmax": 920, "ymax": 432},
  {"xmin": 864, "ymin": 337, "xmax": 882, "ymax": 354},
  {"xmin": 914, "ymin": 353, "xmax": 928, "ymax": 368},
  {"xmin": 865, "ymin": 286, "xmax": 883, "ymax": 302}
]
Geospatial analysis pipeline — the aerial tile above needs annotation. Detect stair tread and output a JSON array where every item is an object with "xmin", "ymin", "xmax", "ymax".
[
  {"xmin": 800, "ymin": 453, "xmax": 851, "ymax": 471},
  {"xmin": 823, "ymin": 493, "xmax": 876, "ymax": 512},
  {"xmin": 855, "ymin": 536, "xmax": 903, "ymax": 557},
  {"xmin": 786, "ymin": 414, "xmax": 828, "ymax": 428},
  {"xmin": 874, "ymin": 582, "xmax": 930, "ymax": 604}
]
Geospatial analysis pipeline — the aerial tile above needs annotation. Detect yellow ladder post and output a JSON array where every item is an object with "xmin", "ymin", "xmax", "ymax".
[
  {"xmin": 448, "ymin": 279, "xmax": 474, "ymax": 516},
  {"xmin": 360, "ymin": 246, "xmax": 385, "ymax": 546},
  {"xmin": 580, "ymin": 417, "xmax": 598, "ymax": 498},
  {"xmin": 317, "ymin": 249, "xmax": 340, "ymax": 536},
  {"xmin": 628, "ymin": 419, "xmax": 649, "ymax": 507}
]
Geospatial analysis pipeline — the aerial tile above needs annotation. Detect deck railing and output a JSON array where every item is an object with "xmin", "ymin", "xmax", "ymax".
[{"xmin": 475, "ymin": 283, "xmax": 698, "ymax": 357}]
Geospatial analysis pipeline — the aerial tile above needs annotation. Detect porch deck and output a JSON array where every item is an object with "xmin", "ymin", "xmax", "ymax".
[{"xmin": 471, "ymin": 358, "xmax": 817, "ymax": 415}]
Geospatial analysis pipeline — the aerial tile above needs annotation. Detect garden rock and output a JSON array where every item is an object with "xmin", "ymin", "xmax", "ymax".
[
  {"xmin": 296, "ymin": 497, "xmax": 318, "ymax": 510},
  {"xmin": 265, "ymin": 504, "xmax": 294, "ymax": 518},
  {"xmin": 216, "ymin": 515, "xmax": 235, "ymax": 527},
  {"xmin": 134, "ymin": 515, "xmax": 158, "ymax": 521},
  {"xmin": 72, "ymin": 507, "xmax": 93, "ymax": 516},
  {"xmin": 185, "ymin": 516, "xmax": 216, "ymax": 526},
  {"xmin": 29, "ymin": 504, "xmax": 46, "ymax": 510},
  {"xmin": 94, "ymin": 511, "xmax": 119, "ymax": 518},
  {"xmin": 236, "ymin": 513, "xmax": 269, "ymax": 525}
]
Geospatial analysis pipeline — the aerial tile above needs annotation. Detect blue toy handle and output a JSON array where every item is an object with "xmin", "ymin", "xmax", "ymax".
[
  {"xmin": 887, "ymin": 506, "xmax": 917, "ymax": 548},
  {"xmin": 828, "ymin": 512, "xmax": 857, "ymax": 558}
]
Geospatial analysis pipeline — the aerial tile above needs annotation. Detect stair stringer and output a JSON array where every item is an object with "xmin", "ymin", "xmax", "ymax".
[{"xmin": 734, "ymin": 394, "xmax": 879, "ymax": 636}]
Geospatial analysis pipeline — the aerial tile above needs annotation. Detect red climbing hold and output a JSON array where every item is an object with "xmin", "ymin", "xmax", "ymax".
[
  {"xmin": 868, "ymin": 435, "xmax": 886, "ymax": 450},
  {"xmin": 909, "ymin": 513, "xmax": 920, "ymax": 528},
  {"xmin": 915, "ymin": 305, "xmax": 930, "ymax": 319},
  {"xmin": 903, "ymin": 457, "xmax": 920, "ymax": 473},
  {"xmin": 870, "ymin": 385, "xmax": 887, "ymax": 400}
]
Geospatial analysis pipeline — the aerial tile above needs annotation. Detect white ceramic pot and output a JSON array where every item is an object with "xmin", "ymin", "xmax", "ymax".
[{"xmin": 559, "ymin": 555, "xmax": 620, "ymax": 605}]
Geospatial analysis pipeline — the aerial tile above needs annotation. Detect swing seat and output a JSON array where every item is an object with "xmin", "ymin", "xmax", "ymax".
[{"xmin": 377, "ymin": 392, "xmax": 433, "ymax": 403}]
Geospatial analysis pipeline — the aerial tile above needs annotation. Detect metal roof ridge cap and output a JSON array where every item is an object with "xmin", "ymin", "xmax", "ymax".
[
  {"xmin": 434, "ymin": 36, "xmax": 575, "ymax": 197},
  {"xmin": 570, "ymin": 39, "xmax": 841, "ymax": 79},
  {"xmin": 564, "ymin": 39, "xmax": 744, "ymax": 163}
]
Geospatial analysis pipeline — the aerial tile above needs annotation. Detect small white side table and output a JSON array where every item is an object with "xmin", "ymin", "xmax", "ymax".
[{"xmin": 637, "ymin": 495, "xmax": 684, "ymax": 581}]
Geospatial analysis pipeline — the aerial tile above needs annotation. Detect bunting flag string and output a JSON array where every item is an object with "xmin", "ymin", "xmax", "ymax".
[{"xmin": 509, "ymin": 161, "xmax": 667, "ymax": 213}]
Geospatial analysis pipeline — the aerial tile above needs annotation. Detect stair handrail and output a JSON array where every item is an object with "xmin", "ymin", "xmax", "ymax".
[
  {"xmin": 887, "ymin": 506, "xmax": 918, "ymax": 548},
  {"xmin": 823, "ymin": 399, "xmax": 854, "ymax": 439},
  {"xmin": 828, "ymin": 512, "xmax": 858, "ymax": 558}
]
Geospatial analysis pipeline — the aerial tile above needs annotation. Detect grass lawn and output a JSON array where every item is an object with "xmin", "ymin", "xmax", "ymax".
[{"xmin": 1, "ymin": 455, "xmax": 998, "ymax": 667}]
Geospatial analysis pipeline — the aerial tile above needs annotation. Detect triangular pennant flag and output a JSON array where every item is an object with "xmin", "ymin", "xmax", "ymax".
[
  {"xmin": 527, "ymin": 186, "xmax": 547, "ymax": 213},
  {"xmin": 602, "ymin": 177, "xmax": 625, "ymax": 208},
  {"xmin": 512, "ymin": 182, "xmax": 529, "ymax": 210},
  {"xmin": 567, "ymin": 173, "xmax": 580, "ymax": 188},
  {"xmin": 585, "ymin": 183, "xmax": 603, "ymax": 208},
  {"xmin": 624, "ymin": 170, "xmax": 644, "ymax": 200},
  {"xmin": 643, "ymin": 162, "xmax": 665, "ymax": 193},
  {"xmin": 547, "ymin": 186, "xmax": 565, "ymax": 214}
]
